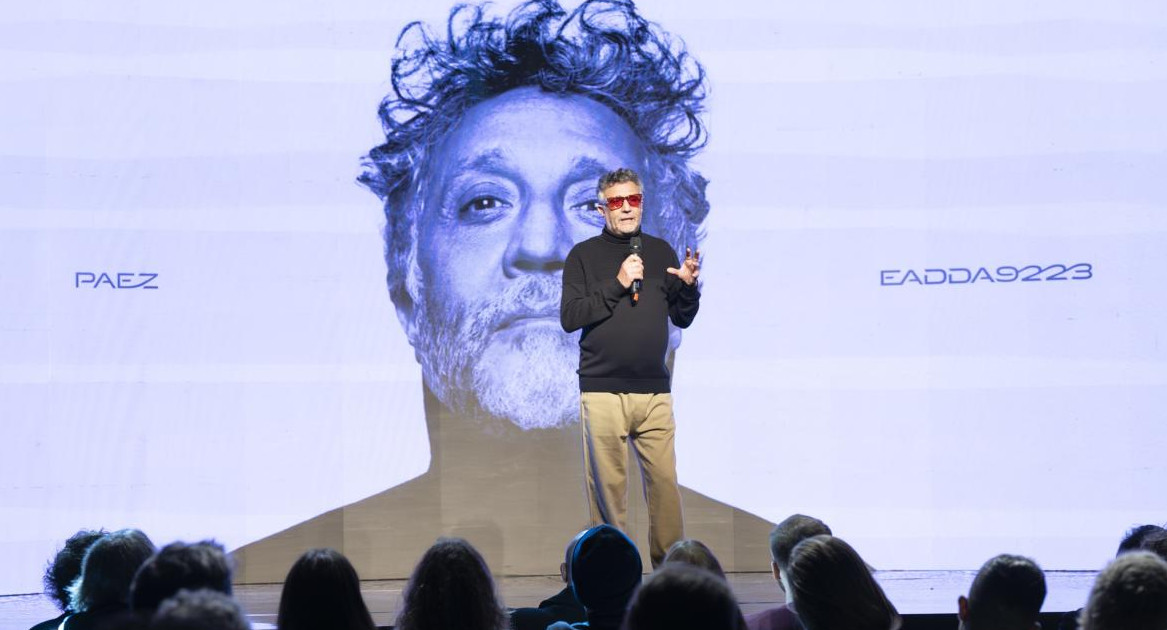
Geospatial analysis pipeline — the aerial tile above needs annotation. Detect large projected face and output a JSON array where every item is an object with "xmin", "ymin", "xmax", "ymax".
[
  {"xmin": 362, "ymin": 0, "xmax": 708, "ymax": 432},
  {"xmin": 407, "ymin": 88, "xmax": 646, "ymax": 429}
]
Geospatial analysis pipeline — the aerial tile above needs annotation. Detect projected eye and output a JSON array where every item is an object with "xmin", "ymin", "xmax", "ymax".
[
  {"xmin": 571, "ymin": 200, "xmax": 604, "ymax": 223},
  {"xmin": 460, "ymin": 196, "xmax": 508, "ymax": 215}
]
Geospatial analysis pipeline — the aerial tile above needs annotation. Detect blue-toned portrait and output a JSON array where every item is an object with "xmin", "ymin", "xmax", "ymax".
[{"xmin": 233, "ymin": 0, "xmax": 772, "ymax": 581}]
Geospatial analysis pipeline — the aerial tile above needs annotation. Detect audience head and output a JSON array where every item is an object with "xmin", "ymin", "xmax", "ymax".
[
  {"xmin": 785, "ymin": 535, "xmax": 900, "ymax": 630},
  {"xmin": 396, "ymin": 537, "xmax": 507, "ymax": 630},
  {"xmin": 276, "ymin": 548, "xmax": 376, "ymax": 630},
  {"xmin": 622, "ymin": 563, "xmax": 745, "ymax": 630},
  {"xmin": 68, "ymin": 528, "xmax": 156, "ymax": 613},
  {"xmin": 662, "ymin": 539, "xmax": 726, "ymax": 581},
  {"xmin": 151, "ymin": 588, "xmax": 250, "ymax": 630},
  {"xmin": 43, "ymin": 529, "xmax": 106, "ymax": 612},
  {"xmin": 1118, "ymin": 524, "xmax": 1166, "ymax": 556},
  {"xmin": 957, "ymin": 554, "xmax": 1046, "ymax": 630},
  {"xmin": 130, "ymin": 540, "xmax": 233, "ymax": 612},
  {"xmin": 769, "ymin": 514, "xmax": 832, "ymax": 591},
  {"xmin": 568, "ymin": 524, "xmax": 643, "ymax": 624},
  {"xmin": 1138, "ymin": 529, "xmax": 1167, "ymax": 563},
  {"xmin": 1080, "ymin": 551, "xmax": 1167, "ymax": 630}
]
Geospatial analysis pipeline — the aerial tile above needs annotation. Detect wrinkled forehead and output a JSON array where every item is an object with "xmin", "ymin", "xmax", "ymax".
[{"xmin": 423, "ymin": 87, "xmax": 648, "ymax": 200}]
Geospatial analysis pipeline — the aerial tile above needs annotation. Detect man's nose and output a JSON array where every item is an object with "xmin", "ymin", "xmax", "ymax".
[{"xmin": 503, "ymin": 201, "xmax": 573, "ymax": 276}]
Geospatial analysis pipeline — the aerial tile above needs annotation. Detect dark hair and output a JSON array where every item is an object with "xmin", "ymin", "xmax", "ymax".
[
  {"xmin": 69, "ymin": 529, "xmax": 157, "ymax": 612},
  {"xmin": 785, "ymin": 536, "xmax": 900, "ymax": 630},
  {"xmin": 597, "ymin": 168, "xmax": 643, "ymax": 198},
  {"xmin": 662, "ymin": 539, "xmax": 726, "ymax": 581},
  {"xmin": 276, "ymin": 548, "xmax": 376, "ymax": 630},
  {"xmin": 622, "ymin": 563, "xmax": 745, "ymax": 630},
  {"xmin": 396, "ymin": 538, "xmax": 507, "ymax": 630},
  {"xmin": 359, "ymin": 0, "xmax": 708, "ymax": 311},
  {"xmin": 1080, "ymin": 551, "xmax": 1167, "ymax": 630},
  {"xmin": 1118, "ymin": 524, "xmax": 1166, "ymax": 556},
  {"xmin": 965, "ymin": 554, "xmax": 1046, "ymax": 630},
  {"xmin": 130, "ymin": 540, "xmax": 233, "ymax": 612},
  {"xmin": 769, "ymin": 514, "xmax": 832, "ymax": 571},
  {"xmin": 151, "ymin": 589, "xmax": 250, "ymax": 630},
  {"xmin": 1140, "ymin": 530, "xmax": 1167, "ymax": 564},
  {"xmin": 43, "ymin": 529, "xmax": 106, "ymax": 611}
]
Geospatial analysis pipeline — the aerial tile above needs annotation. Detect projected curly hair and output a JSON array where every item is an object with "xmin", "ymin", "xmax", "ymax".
[{"xmin": 359, "ymin": 0, "xmax": 708, "ymax": 310}]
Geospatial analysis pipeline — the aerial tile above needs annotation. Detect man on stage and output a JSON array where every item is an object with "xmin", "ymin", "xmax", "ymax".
[{"xmin": 561, "ymin": 167, "xmax": 702, "ymax": 568}]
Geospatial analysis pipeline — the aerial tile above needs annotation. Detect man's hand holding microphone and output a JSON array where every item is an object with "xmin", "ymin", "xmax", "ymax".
[{"xmin": 617, "ymin": 251, "xmax": 645, "ymax": 303}]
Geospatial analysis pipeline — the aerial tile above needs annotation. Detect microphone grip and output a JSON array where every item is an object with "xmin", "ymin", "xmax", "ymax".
[{"xmin": 631, "ymin": 279, "xmax": 641, "ymax": 303}]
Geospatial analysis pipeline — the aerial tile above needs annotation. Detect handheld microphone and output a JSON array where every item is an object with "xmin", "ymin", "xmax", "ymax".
[{"xmin": 629, "ymin": 236, "xmax": 642, "ymax": 304}]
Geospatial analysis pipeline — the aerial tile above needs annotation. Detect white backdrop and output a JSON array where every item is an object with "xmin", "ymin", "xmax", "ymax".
[{"xmin": 2, "ymin": 0, "xmax": 1166, "ymax": 595}]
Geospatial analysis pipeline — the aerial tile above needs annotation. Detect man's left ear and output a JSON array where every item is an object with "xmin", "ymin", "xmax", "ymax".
[{"xmin": 957, "ymin": 595, "xmax": 970, "ymax": 622}]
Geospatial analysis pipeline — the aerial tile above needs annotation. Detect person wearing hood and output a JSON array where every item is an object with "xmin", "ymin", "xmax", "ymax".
[{"xmin": 549, "ymin": 524, "xmax": 644, "ymax": 630}]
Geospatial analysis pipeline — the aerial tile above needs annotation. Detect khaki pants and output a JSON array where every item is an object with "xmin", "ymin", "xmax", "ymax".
[{"xmin": 580, "ymin": 391, "xmax": 684, "ymax": 567}]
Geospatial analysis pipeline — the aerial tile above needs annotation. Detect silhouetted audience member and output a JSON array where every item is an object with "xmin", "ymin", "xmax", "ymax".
[
  {"xmin": 509, "ymin": 531, "xmax": 587, "ymax": 630},
  {"xmin": 63, "ymin": 529, "xmax": 156, "ymax": 630},
  {"xmin": 549, "ymin": 525, "xmax": 643, "ymax": 630},
  {"xmin": 1117, "ymin": 524, "xmax": 1165, "ymax": 556},
  {"xmin": 396, "ymin": 538, "xmax": 508, "ymax": 630},
  {"xmin": 1140, "ymin": 529, "xmax": 1167, "ymax": 563},
  {"xmin": 784, "ymin": 535, "xmax": 900, "ymax": 630},
  {"xmin": 745, "ymin": 514, "xmax": 832, "ymax": 630},
  {"xmin": 957, "ymin": 554, "xmax": 1046, "ymax": 630},
  {"xmin": 622, "ymin": 563, "xmax": 745, "ymax": 630},
  {"xmin": 1079, "ymin": 551, "xmax": 1167, "ymax": 630},
  {"xmin": 1060, "ymin": 523, "xmax": 1167, "ymax": 630},
  {"xmin": 276, "ymin": 548, "xmax": 376, "ymax": 630},
  {"xmin": 130, "ymin": 541, "xmax": 233, "ymax": 613},
  {"xmin": 151, "ymin": 589, "xmax": 250, "ymax": 630},
  {"xmin": 662, "ymin": 539, "xmax": 726, "ymax": 581},
  {"xmin": 30, "ymin": 529, "xmax": 106, "ymax": 630}
]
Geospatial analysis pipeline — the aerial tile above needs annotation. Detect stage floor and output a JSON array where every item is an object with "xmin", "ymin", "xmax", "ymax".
[{"xmin": 0, "ymin": 570, "xmax": 1095, "ymax": 630}]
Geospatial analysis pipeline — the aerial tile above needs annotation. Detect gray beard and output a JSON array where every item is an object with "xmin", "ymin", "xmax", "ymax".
[{"xmin": 412, "ymin": 275, "xmax": 580, "ymax": 430}]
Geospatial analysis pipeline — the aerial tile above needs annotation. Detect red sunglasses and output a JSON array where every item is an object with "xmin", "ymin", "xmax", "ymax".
[{"xmin": 605, "ymin": 193, "xmax": 643, "ymax": 210}]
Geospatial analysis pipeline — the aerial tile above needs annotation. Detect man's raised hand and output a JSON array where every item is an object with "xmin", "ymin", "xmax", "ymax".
[{"xmin": 666, "ymin": 248, "xmax": 700, "ymax": 286}]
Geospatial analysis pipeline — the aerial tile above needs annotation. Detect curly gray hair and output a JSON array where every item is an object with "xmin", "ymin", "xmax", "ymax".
[{"xmin": 359, "ymin": 0, "xmax": 709, "ymax": 311}]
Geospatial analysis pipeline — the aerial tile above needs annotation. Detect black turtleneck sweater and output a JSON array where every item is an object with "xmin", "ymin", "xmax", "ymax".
[{"xmin": 560, "ymin": 228, "xmax": 700, "ymax": 393}]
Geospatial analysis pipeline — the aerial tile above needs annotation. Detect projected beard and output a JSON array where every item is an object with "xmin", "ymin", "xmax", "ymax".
[
  {"xmin": 397, "ymin": 88, "xmax": 653, "ymax": 431},
  {"xmin": 410, "ymin": 270, "xmax": 580, "ymax": 430}
]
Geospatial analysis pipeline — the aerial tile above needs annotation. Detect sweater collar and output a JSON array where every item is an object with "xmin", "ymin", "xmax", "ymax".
[{"xmin": 600, "ymin": 226, "xmax": 641, "ymax": 244}]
